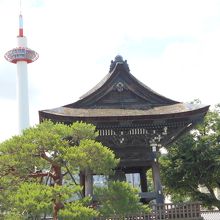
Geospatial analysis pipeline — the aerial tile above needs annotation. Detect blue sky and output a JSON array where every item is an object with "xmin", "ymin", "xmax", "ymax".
[{"xmin": 0, "ymin": 0, "xmax": 220, "ymax": 140}]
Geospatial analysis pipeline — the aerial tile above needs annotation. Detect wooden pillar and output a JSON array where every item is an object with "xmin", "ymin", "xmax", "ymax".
[
  {"xmin": 80, "ymin": 171, "xmax": 85, "ymax": 197},
  {"xmin": 84, "ymin": 168, "xmax": 93, "ymax": 197},
  {"xmin": 152, "ymin": 161, "xmax": 164, "ymax": 204},
  {"xmin": 140, "ymin": 168, "xmax": 148, "ymax": 192},
  {"xmin": 140, "ymin": 168, "xmax": 148, "ymax": 204}
]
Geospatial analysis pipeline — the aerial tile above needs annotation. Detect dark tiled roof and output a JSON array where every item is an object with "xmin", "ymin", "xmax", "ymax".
[
  {"xmin": 39, "ymin": 56, "xmax": 209, "ymax": 123},
  {"xmin": 78, "ymin": 56, "xmax": 176, "ymax": 104}
]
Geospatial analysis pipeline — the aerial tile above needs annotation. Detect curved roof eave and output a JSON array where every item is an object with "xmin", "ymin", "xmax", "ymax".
[{"xmin": 40, "ymin": 103, "xmax": 209, "ymax": 120}]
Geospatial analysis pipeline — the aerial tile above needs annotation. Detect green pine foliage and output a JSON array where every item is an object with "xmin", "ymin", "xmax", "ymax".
[
  {"xmin": 160, "ymin": 104, "xmax": 220, "ymax": 209},
  {"xmin": 95, "ymin": 181, "xmax": 150, "ymax": 217},
  {"xmin": 65, "ymin": 139, "xmax": 119, "ymax": 175},
  {"xmin": 0, "ymin": 120, "xmax": 149, "ymax": 218},
  {"xmin": 58, "ymin": 201, "xmax": 98, "ymax": 220},
  {"xmin": 0, "ymin": 120, "xmax": 117, "ymax": 219}
]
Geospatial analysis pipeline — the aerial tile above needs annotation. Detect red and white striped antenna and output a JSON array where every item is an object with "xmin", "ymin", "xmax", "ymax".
[
  {"xmin": 19, "ymin": 14, "xmax": 23, "ymax": 37},
  {"xmin": 19, "ymin": 0, "xmax": 23, "ymax": 37}
]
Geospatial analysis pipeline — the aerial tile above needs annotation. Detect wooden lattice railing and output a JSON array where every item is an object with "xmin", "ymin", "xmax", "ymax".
[
  {"xmin": 38, "ymin": 204, "xmax": 220, "ymax": 219},
  {"xmin": 96, "ymin": 202, "xmax": 203, "ymax": 220},
  {"xmin": 4, "ymin": 202, "xmax": 216, "ymax": 219}
]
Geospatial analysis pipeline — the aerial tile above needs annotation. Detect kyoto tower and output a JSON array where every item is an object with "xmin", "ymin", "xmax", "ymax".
[{"xmin": 4, "ymin": 14, "xmax": 39, "ymax": 133}]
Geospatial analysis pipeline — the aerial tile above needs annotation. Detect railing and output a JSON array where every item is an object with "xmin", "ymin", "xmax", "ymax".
[
  {"xmin": 96, "ymin": 202, "xmax": 203, "ymax": 220},
  {"xmin": 152, "ymin": 203, "xmax": 202, "ymax": 219},
  {"xmin": 4, "ymin": 202, "xmax": 220, "ymax": 220}
]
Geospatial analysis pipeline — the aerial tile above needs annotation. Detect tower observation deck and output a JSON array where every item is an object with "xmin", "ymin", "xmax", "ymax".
[
  {"xmin": 4, "ymin": 14, "xmax": 39, "ymax": 133},
  {"xmin": 4, "ymin": 15, "xmax": 39, "ymax": 63},
  {"xmin": 5, "ymin": 47, "xmax": 39, "ymax": 64}
]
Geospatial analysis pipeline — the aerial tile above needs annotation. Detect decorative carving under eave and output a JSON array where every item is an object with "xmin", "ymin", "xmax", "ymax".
[{"xmin": 97, "ymin": 126, "xmax": 168, "ymax": 149}]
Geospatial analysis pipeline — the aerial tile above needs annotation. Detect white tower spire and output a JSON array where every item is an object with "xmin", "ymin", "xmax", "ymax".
[{"xmin": 4, "ymin": 14, "xmax": 39, "ymax": 133}]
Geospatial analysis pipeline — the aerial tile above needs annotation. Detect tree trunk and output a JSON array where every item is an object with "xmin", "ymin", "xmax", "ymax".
[
  {"xmin": 52, "ymin": 164, "xmax": 63, "ymax": 219},
  {"xmin": 53, "ymin": 201, "xmax": 64, "ymax": 220},
  {"xmin": 80, "ymin": 171, "xmax": 86, "ymax": 197},
  {"xmin": 52, "ymin": 165, "xmax": 62, "ymax": 185},
  {"xmin": 53, "ymin": 205, "xmax": 58, "ymax": 220}
]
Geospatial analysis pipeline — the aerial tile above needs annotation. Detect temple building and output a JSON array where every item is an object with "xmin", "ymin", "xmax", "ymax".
[{"xmin": 39, "ymin": 55, "xmax": 209, "ymax": 204}]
